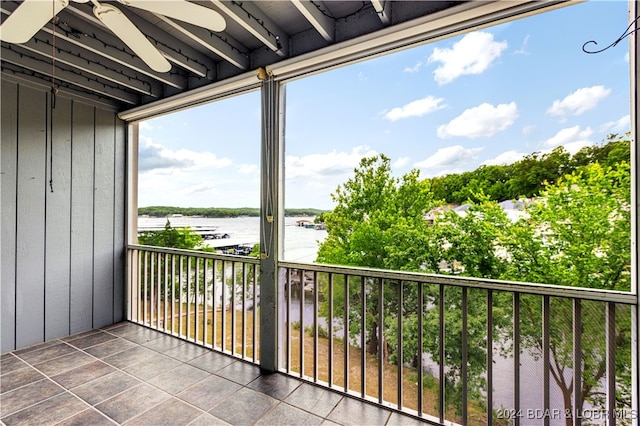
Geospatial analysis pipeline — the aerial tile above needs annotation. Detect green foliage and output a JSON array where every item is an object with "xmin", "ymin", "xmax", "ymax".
[
  {"xmin": 317, "ymin": 154, "xmax": 437, "ymax": 270},
  {"xmin": 138, "ymin": 220, "xmax": 205, "ymax": 250},
  {"xmin": 304, "ymin": 324, "xmax": 329, "ymax": 339},
  {"xmin": 502, "ymin": 161, "xmax": 631, "ymax": 291},
  {"xmin": 248, "ymin": 243, "xmax": 261, "ymax": 259},
  {"xmin": 428, "ymin": 135, "xmax": 630, "ymax": 204},
  {"xmin": 431, "ymin": 194, "xmax": 511, "ymax": 278}
]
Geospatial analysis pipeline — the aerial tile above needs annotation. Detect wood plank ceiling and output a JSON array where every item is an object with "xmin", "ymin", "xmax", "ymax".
[{"xmin": 0, "ymin": 0, "xmax": 462, "ymax": 111}]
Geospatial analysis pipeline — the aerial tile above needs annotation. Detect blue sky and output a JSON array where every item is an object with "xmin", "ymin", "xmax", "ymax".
[{"xmin": 138, "ymin": 0, "xmax": 631, "ymax": 210}]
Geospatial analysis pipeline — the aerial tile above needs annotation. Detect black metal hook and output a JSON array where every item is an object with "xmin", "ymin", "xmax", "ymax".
[{"xmin": 583, "ymin": 15, "xmax": 640, "ymax": 54}]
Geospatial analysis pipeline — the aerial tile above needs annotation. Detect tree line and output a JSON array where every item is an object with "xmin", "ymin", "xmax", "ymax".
[
  {"xmin": 138, "ymin": 206, "xmax": 327, "ymax": 218},
  {"xmin": 428, "ymin": 134, "xmax": 629, "ymax": 203}
]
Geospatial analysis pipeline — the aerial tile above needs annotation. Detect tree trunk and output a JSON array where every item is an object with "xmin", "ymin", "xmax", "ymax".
[{"xmin": 367, "ymin": 321, "xmax": 378, "ymax": 354}]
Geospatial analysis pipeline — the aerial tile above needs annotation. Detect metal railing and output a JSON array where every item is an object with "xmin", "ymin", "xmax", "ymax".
[
  {"xmin": 127, "ymin": 245, "xmax": 260, "ymax": 363},
  {"xmin": 277, "ymin": 261, "xmax": 637, "ymax": 426},
  {"xmin": 127, "ymin": 245, "xmax": 637, "ymax": 426}
]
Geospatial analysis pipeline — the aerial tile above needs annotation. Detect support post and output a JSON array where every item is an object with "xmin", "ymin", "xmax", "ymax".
[
  {"xmin": 632, "ymin": 0, "xmax": 639, "ymax": 419},
  {"xmin": 259, "ymin": 74, "xmax": 283, "ymax": 372}
]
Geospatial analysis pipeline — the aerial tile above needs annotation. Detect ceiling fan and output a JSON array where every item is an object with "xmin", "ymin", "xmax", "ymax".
[{"xmin": 0, "ymin": 0, "xmax": 226, "ymax": 73}]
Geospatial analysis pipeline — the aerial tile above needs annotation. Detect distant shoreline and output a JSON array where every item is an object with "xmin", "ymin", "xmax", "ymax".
[{"xmin": 138, "ymin": 206, "xmax": 329, "ymax": 218}]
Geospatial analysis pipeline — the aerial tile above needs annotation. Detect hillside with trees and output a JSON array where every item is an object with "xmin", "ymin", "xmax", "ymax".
[{"xmin": 428, "ymin": 134, "xmax": 629, "ymax": 203}]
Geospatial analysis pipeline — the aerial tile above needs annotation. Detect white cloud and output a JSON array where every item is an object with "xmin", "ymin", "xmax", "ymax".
[
  {"xmin": 543, "ymin": 125, "xmax": 594, "ymax": 153},
  {"xmin": 237, "ymin": 164, "xmax": 259, "ymax": 175},
  {"xmin": 285, "ymin": 146, "xmax": 377, "ymax": 181},
  {"xmin": 186, "ymin": 181, "xmax": 218, "ymax": 194},
  {"xmin": 482, "ymin": 150, "xmax": 527, "ymax": 166},
  {"xmin": 284, "ymin": 147, "xmax": 379, "ymax": 209},
  {"xmin": 393, "ymin": 157, "xmax": 411, "ymax": 168},
  {"xmin": 139, "ymin": 121, "xmax": 153, "ymax": 131},
  {"xmin": 404, "ymin": 61, "xmax": 422, "ymax": 73},
  {"xmin": 600, "ymin": 114, "xmax": 630, "ymax": 134},
  {"xmin": 415, "ymin": 145, "xmax": 483, "ymax": 172},
  {"xmin": 522, "ymin": 125, "xmax": 536, "ymax": 135},
  {"xmin": 546, "ymin": 85, "xmax": 611, "ymax": 117},
  {"xmin": 382, "ymin": 96, "xmax": 446, "ymax": 121},
  {"xmin": 428, "ymin": 31, "xmax": 508, "ymax": 85},
  {"xmin": 138, "ymin": 137, "xmax": 232, "ymax": 173},
  {"xmin": 514, "ymin": 34, "xmax": 530, "ymax": 55},
  {"xmin": 437, "ymin": 102, "xmax": 518, "ymax": 139}
]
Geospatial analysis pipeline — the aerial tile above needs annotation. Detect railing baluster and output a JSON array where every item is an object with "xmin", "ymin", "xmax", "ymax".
[
  {"xmin": 328, "ymin": 272, "xmax": 334, "ymax": 388},
  {"xmin": 195, "ymin": 257, "xmax": 200, "ymax": 343},
  {"xmin": 344, "ymin": 274, "xmax": 350, "ymax": 393},
  {"xmin": 418, "ymin": 281, "xmax": 425, "ymax": 417},
  {"xmin": 606, "ymin": 302, "xmax": 616, "ymax": 426},
  {"xmin": 221, "ymin": 259, "xmax": 227, "ymax": 351},
  {"xmin": 203, "ymin": 257, "xmax": 209, "ymax": 346},
  {"xmin": 149, "ymin": 252, "xmax": 155, "ymax": 326},
  {"xmin": 360, "ymin": 275, "xmax": 366, "ymax": 398},
  {"xmin": 178, "ymin": 255, "xmax": 183, "ymax": 338},
  {"xmin": 187, "ymin": 255, "xmax": 192, "ymax": 341},
  {"xmin": 573, "ymin": 299, "xmax": 582, "ymax": 426},
  {"xmin": 170, "ymin": 254, "xmax": 175, "ymax": 334},
  {"xmin": 156, "ymin": 252, "xmax": 161, "ymax": 329},
  {"xmin": 461, "ymin": 287, "xmax": 468, "ymax": 424},
  {"xmin": 543, "ymin": 295, "xmax": 550, "ymax": 426},
  {"xmin": 163, "ymin": 253, "xmax": 168, "ymax": 332},
  {"xmin": 213, "ymin": 259, "xmax": 218, "ymax": 349},
  {"xmin": 286, "ymin": 268, "xmax": 291, "ymax": 373},
  {"xmin": 438, "ymin": 284, "xmax": 444, "ymax": 421},
  {"xmin": 252, "ymin": 263, "xmax": 257, "ymax": 363},
  {"xmin": 397, "ymin": 280, "xmax": 403, "ymax": 411},
  {"xmin": 300, "ymin": 269, "xmax": 305, "ymax": 378},
  {"xmin": 514, "ymin": 292, "xmax": 520, "ymax": 426},
  {"xmin": 241, "ymin": 262, "xmax": 246, "ymax": 358},
  {"xmin": 143, "ymin": 251, "xmax": 148, "ymax": 325},
  {"xmin": 231, "ymin": 261, "xmax": 237, "ymax": 356},
  {"xmin": 378, "ymin": 277, "xmax": 384, "ymax": 404},
  {"xmin": 313, "ymin": 271, "xmax": 319, "ymax": 382},
  {"xmin": 487, "ymin": 289, "xmax": 493, "ymax": 426}
]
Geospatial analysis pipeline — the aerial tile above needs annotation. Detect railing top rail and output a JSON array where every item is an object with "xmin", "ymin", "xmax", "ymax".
[
  {"xmin": 278, "ymin": 260, "xmax": 637, "ymax": 305},
  {"xmin": 128, "ymin": 244, "xmax": 260, "ymax": 264}
]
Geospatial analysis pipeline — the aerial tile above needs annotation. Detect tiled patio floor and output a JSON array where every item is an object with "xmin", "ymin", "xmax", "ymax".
[{"xmin": 1, "ymin": 322, "xmax": 425, "ymax": 426}]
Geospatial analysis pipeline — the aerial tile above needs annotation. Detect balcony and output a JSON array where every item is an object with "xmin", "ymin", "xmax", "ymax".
[
  {"xmin": 1, "ymin": 248, "xmax": 637, "ymax": 426},
  {"xmin": 2, "ymin": 1, "xmax": 639, "ymax": 424},
  {"xmin": 2, "ymin": 245, "xmax": 620, "ymax": 425}
]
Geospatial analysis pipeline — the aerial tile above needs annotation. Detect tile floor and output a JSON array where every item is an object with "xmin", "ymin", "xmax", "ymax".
[{"xmin": 1, "ymin": 322, "xmax": 426, "ymax": 425}]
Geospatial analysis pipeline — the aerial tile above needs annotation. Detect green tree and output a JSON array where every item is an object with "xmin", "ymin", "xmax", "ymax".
[
  {"xmin": 502, "ymin": 162, "xmax": 632, "ymax": 422},
  {"xmin": 138, "ymin": 219, "xmax": 205, "ymax": 249},
  {"xmin": 138, "ymin": 220, "xmax": 214, "ymax": 310},
  {"xmin": 317, "ymin": 154, "xmax": 438, "ymax": 356}
]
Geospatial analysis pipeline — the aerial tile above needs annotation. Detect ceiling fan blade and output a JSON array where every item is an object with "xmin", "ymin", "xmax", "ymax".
[
  {"xmin": 119, "ymin": 0, "xmax": 226, "ymax": 32},
  {"xmin": 93, "ymin": 4, "xmax": 172, "ymax": 73},
  {"xmin": 0, "ymin": 0, "xmax": 69, "ymax": 43}
]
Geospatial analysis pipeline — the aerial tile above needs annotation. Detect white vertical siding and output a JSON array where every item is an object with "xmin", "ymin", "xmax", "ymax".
[{"xmin": 0, "ymin": 78, "xmax": 127, "ymax": 352}]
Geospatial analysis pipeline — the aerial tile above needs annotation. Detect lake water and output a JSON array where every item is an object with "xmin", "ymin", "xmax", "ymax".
[{"xmin": 138, "ymin": 215, "xmax": 327, "ymax": 263}]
